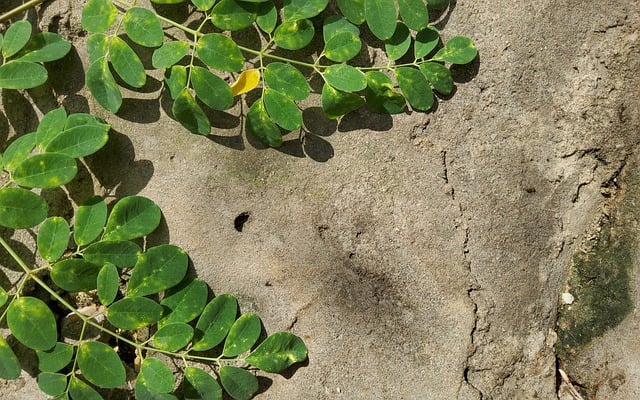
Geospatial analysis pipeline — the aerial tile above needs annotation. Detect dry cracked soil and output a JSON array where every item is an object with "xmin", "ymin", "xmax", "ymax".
[{"xmin": 1, "ymin": 0, "xmax": 640, "ymax": 399}]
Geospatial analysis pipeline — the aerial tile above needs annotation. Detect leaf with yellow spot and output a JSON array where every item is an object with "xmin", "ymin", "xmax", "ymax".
[{"xmin": 231, "ymin": 69, "xmax": 260, "ymax": 96}]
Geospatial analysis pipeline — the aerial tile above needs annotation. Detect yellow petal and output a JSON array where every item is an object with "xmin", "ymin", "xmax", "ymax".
[{"xmin": 230, "ymin": 69, "xmax": 260, "ymax": 96}]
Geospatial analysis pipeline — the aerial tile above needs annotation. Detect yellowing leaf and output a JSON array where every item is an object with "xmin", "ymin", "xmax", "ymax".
[{"xmin": 230, "ymin": 69, "xmax": 260, "ymax": 96}]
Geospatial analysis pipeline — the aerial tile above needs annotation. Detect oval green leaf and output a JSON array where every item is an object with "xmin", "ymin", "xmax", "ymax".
[
  {"xmin": 36, "ymin": 108, "xmax": 67, "ymax": 150},
  {"xmin": 0, "ymin": 187, "xmax": 48, "ymax": 229},
  {"xmin": 192, "ymin": 294, "xmax": 238, "ymax": 351},
  {"xmin": 191, "ymin": 66, "xmax": 234, "ymax": 111},
  {"xmin": 13, "ymin": 153, "xmax": 77, "ymax": 189},
  {"xmin": 2, "ymin": 132, "xmax": 36, "ymax": 171},
  {"xmin": 256, "ymin": 1, "xmax": 277, "ymax": 33},
  {"xmin": 419, "ymin": 61, "xmax": 454, "ymax": 95},
  {"xmin": 83, "ymin": 240, "xmax": 141, "ymax": 268},
  {"xmin": 86, "ymin": 57, "xmax": 122, "ymax": 113},
  {"xmin": 97, "ymin": 263, "xmax": 120, "ymax": 306},
  {"xmin": 414, "ymin": 26, "xmax": 440, "ymax": 59},
  {"xmin": 219, "ymin": 366, "xmax": 258, "ymax": 400},
  {"xmin": 283, "ymin": 0, "xmax": 329, "ymax": 20},
  {"xmin": 68, "ymin": 377, "xmax": 103, "ymax": 400},
  {"xmin": 323, "ymin": 15, "xmax": 360, "ymax": 43},
  {"xmin": 37, "ymin": 217, "xmax": 70, "ymax": 262},
  {"xmin": 164, "ymin": 65, "xmax": 187, "ymax": 99},
  {"xmin": 16, "ymin": 32, "xmax": 71, "ymax": 63},
  {"xmin": 385, "ymin": 22, "xmax": 411, "ymax": 61},
  {"xmin": 82, "ymin": 0, "xmax": 118, "ymax": 33},
  {"xmin": 184, "ymin": 366, "xmax": 222, "ymax": 400},
  {"xmin": 196, "ymin": 33, "xmax": 244, "ymax": 72},
  {"xmin": 337, "ymin": 0, "xmax": 365, "ymax": 24},
  {"xmin": 0, "ymin": 336, "xmax": 21, "ymax": 380},
  {"xmin": 223, "ymin": 313, "xmax": 261, "ymax": 357},
  {"xmin": 152, "ymin": 323, "xmax": 193, "ymax": 351},
  {"xmin": 127, "ymin": 244, "xmax": 188, "ymax": 297},
  {"xmin": 7, "ymin": 297, "xmax": 57, "ymax": 351},
  {"xmin": 364, "ymin": 71, "xmax": 406, "ymax": 114},
  {"xmin": 109, "ymin": 36, "xmax": 146, "ymax": 88},
  {"xmin": 322, "ymin": 64, "xmax": 366, "ymax": 92},
  {"xmin": 103, "ymin": 196, "xmax": 162, "ymax": 241},
  {"xmin": 432, "ymin": 36, "xmax": 477, "ymax": 64},
  {"xmin": 152, "ymin": 41, "xmax": 190, "ymax": 69},
  {"xmin": 173, "ymin": 88, "xmax": 211, "ymax": 135},
  {"xmin": 263, "ymin": 89, "xmax": 302, "ymax": 131},
  {"xmin": 192, "ymin": 0, "xmax": 215, "ymax": 9},
  {"xmin": 159, "ymin": 278, "xmax": 208, "ymax": 327},
  {"xmin": 245, "ymin": 332, "xmax": 308, "ymax": 373},
  {"xmin": 365, "ymin": 0, "xmax": 397, "ymax": 40},
  {"xmin": 51, "ymin": 259, "xmax": 101, "ymax": 292},
  {"xmin": 274, "ymin": 19, "xmax": 314, "ymax": 50},
  {"xmin": 0, "ymin": 61, "xmax": 47, "ymax": 89},
  {"xmin": 398, "ymin": 0, "xmax": 429, "ymax": 31},
  {"xmin": 87, "ymin": 33, "xmax": 109, "ymax": 65},
  {"xmin": 138, "ymin": 357, "xmax": 175, "ymax": 394},
  {"xmin": 321, "ymin": 83, "xmax": 364, "ymax": 119},
  {"xmin": 77, "ymin": 341, "xmax": 126, "ymax": 389},
  {"xmin": 107, "ymin": 297, "xmax": 164, "ymax": 330},
  {"xmin": 45, "ymin": 123, "xmax": 110, "ymax": 158},
  {"xmin": 123, "ymin": 7, "xmax": 164, "ymax": 47},
  {"xmin": 37, "ymin": 372, "xmax": 67, "ymax": 396},
  {"xmin": 395, "ymin": 66, "xmax": 434, "ymax": 111},
  {"xmin": 2, "ymin": 20, "xmax": 31, "ymax": 58},
  {"xmin": 36, "ymin": 342, "xmax": 73, "ymax": 373},
  {"xmin": 264, "ymin": 62, "xmax": 309, "ymax": 101},
  {"xmin": 211, "ymin": 0, "xmax": 257, "ymax": 31},
  {"xmin": 74, "ymin": 195, "xmax": 107, "ymax": 246},
  {"xmin": 324, "ymin": 31, "xmax": 361, "ymax": 62},
  {"xmin": 246, "ymin": 99, "xmax": 282, "ymax": 148}
]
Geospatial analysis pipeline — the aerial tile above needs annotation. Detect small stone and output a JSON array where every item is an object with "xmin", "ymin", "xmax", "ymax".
[{"xmin": 562, "ymin": 292, "xmax": 575, "ymax": 305}]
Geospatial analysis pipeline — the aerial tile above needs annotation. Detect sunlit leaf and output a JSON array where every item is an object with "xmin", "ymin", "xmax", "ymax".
[
  {"xmin": 414, "ymin": 26, "xmax": 440, "ymax": 59},
  {"xmin": 82, "ymin": 0, "xmax": 118, "ymax": 33},
  {"xmin": 16, "ymin": 32, "xmax": 71, "ymax": 63},
  {"xmin": 223, "ymin": 313, "xmax": 261, "ymax": 357},
  {"xmin": 419, "ymin": 61, "xmax": 454, "ymax": 95},
  {"xmin": 13, "ymin": 153, "xmax": 77, "ymax": 189},
  {"xmin": 138, "ymin": 358, "xmax": 175, "ymax": 393},
  {"xmin": 364, "ymin": 71, "xmax": 406, "ymax": 114},
  {"xmin": 264, "ymin": 62, "xmax": 309, "ymax": 100},
  {"xmin": 51, "ymin": 259, "xmax": 101, "ymax": 292},
  {"xmin": 219, "ymin": 366, "xmax": 258, "ymax": 400},
  {"xmin": 432, "ymin": 36, "xmax": 478, "ymax": 64},
  {"xmin": 191, "ymin": 0, "xmax": 215, "ymax": 9},
  {"xmin": 36, "ymin": 108, "xmax": 67, "ymax": 150},
  {"xmin": 395, "ymin": 66, "xmax": 434, "ymax": 111},
  {"xmin": 183, "ymin": 367, "xmax": 222, "ymax": 400},
  {"xmin": 164, "ymin": 65, "xmax": 188, "ymax": 100},
  {"xmin": 337, "ymin": 0, "xmax": 365, "ymax": 24},
  {"xmin": 86, "ymin": 57, "xmax": 122, "ymax": 113},
  {"xmin": 263, "ymin": 89, "xmax": 302, "ymax": 131},
  {"xmin": 324, "ymin": 31, "xmax": 361, "ymax": 62},
  {"xmin": 192, "ymin": 294, "xmax": 238, "ymax": 351},
  {"xmin": 0, "ymin": 336, "xmax": 21, "ymax": 380},
  {"xmin": 37, "ymin": 372, "xmax": 67, "ymax": 396},
  {"xmin": 323, "ymin": 16, "xmax": 360, "ymax": 43},
  {"xmin": 230, "ymin": 69, "xmax": 260, "ymax": 96},
  {"xmin": 246, "ymin": 332, "xmax": 308, "ymax": 372},
  {"xmin": 152, "ymin": 41, "xmax": 190, "ymax": 69},
  {"xmin": 86, "ymin": 33, "xmax": 109, "ymax": 64},
  {"xmin": 77, "ymin": 341, "xmax": 126, "ymax": 389},
  {"xmin": 0, "ymin": 61, "xmax": 47, "ymax": 89},
  {"xmin": 44, "ymin": 121, "xmax": 110, "ymax": 158},
  {"xmin": 274, "ymin": 19, "xmax": 314, "ymax": 50},
  {"xmin": 103, "ymin": 196, "xmax": 162, "ymax": 241},
  {"xmin": 7, "ymin": 297, "xmax": 57, "ymax": 351},
  {"xmin": 321, "ymin": 83, "xmax": 364, "ymax": 119},
  {"xmin": 398, "ymin": 0, "xmax": 429, "ymax": 31},
  {"xmin": 256, "ymin": 1, "xmax": 277, "ymax": 33},
  {"xmin": 196, "ymin": 33, "xmax": 244, "ymax": 72},
  {"xmin": 191, "ymin": 66, "xmax": 234, "ymax": 110},
  {"xmin": 2, "ymin": 20, "xmax": 31, "ymax": 58},
  {"xmin": 246, "ymin": 99, "xmax": 282, "ymax": 148},
  {"xmin": 365, "ymin": 0, "xmax": 397, "ymax": 40},
  {"xmin": 97, "ymin": 263, "xmax": 119, "ymax": 306},
  {"xmin": 0, "ymin": 187, "xmax": 48, "ymax": 229},
  {"xmin": 152, "ymin": 323, "xmax": 193, "ymax": 351},
  {"xmin": 74, "ymin": 196, "xmax": 107, "ymax": 246},
  {"xmin": 159, "ymin": 278, "xmax": 208, "ymax": 327},
  {"xmin": 126, "ymin": 244, "xmax": 189, "ymax": 297},
  {"xmin": 283, "ymin": 0, "xmax": 329, "ymax": 20},
  {"xmin": 173, "ymin": 88, "xmax": 211, "ymax": 135},
  {"xmin": 37, "ymin": 217, "xmax": 70, "ymax": 262},
  {"xmin": 322, "ymin": 64, "xmax": 366, "ymax": 92},
  {"xmin": 36, "ymin": 342, "xmax": 74, "ymax": 373},
  {"xmin": 2, "ymin": 132, "xmax": 36, "ymax": 171},
  {"xmin": 83, "ymin": 240, "xmax": 141, "ymax": 268},
  {"xmin": 123, "ymin": 7, "xmax": 164, "ymax": 47},
  {"xmin": 0, "ymin": 288, "xmax": 7, "ymax": 308},
  {"xmin": 109, "ymin": 36, "xmax": 146, "ymax": 88},
  {"xmin": 211, "ymin": 0, "xmax": 257, "ymax": 31},
  {"xmin": 68, "ymin": 377, "xmax": 103, "ymax": 400},
  {"xmin": 107, "ymin": 297, "xmax": 164, "ymax": 330}
]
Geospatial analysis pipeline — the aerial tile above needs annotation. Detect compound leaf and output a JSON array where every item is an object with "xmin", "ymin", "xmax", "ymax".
[
  {"xmin": 0, "ymin": 61, "xmax": 47, "ymax": 89},
  {"xmin": 230, "ymin": 69, "xmax": 260, "ymax": 96},
  {"xmin": 16, "ymin": 32, "xmax": 71, "ymax": 63},
  {"xmin": 398, "ymin": 0, "xmax": 429, "ymax": 32},
  {"xmin": 127, "ymin": 244, "xmax": 189, "ymax": 298},
  {"xmin": 36, "ymin": 342, "xmax": 74, "ymax": 373},
  {"xmin": 109, "ymin": 36, "xmax": 146, "ymax": 88},
  {"xmin": 196, "ymin": 33, "xmax": 244, "ymax": 72},
  {"xmin": 263, "ymin": 89, "xmax": 302, "ymax": 131},
  {"xmin": 0, "ymin": 336, "xmax": 21, "ymax": 380},
  {"xmin": 395, "ymin": 66, "xmax": 434, "ymax": 111},
  {"xmin": 7, "ymin": 297, "xmax": 57, "ymax": 351},
  {"xmin": 414, "ymin": 26, "xmax": 440, "ymax": 59},
  {"xmin": 364, "ymin": 71, "xmax": 406, "ymax": 114},
  {"xmin": 82, "ymin": 0, "xmax": 118, "ymax": 33},
  {"xmin": 283, "ymin": 0, "xmax": 329, "ymax": 20},
  {"xmin": 68, "ymin": 377, "xmax": 103, "ymax": 400},
  {"xmin": 2, "ymin": 20, "xmax": 31, "ymax": 58},
  {"xmin": 97, "ymin": 263, "xmax": 119, "ymax": 306},
  {"xmin": 74, "ymin": 196, "xmax": 107, "ymax": 246},
  {"xmin": 37, "ymin": 217, "xmax": 70, "ymax": 262},
  {"xmin": 37, "ymin": 372, "xmax": 67, "ymax": 396},
  {"xmin": 36, "ymin": 108, "xmax": 67, "ymax": 150},
  {"xmin": 192, "ymin": 294, "xmax": 238, "ymax": 351},
  {"xmin": 103, "ymin": 196, "xmax": 162, "ymax": 241},
  {"xmin": 107, "ymin": 297, "xmax": 164, "ymax": 330},
  {"xmin": 191, "ymin": 66, "xmax": 234, "ymax": 110},
  {"xmin": 223, "ymin": 313, "xmax": 261, "ymax": 357},
  {"xmin": 324, "ymin": 31, "xmax": 361, "ymax": 62},
  {"xmin": 152, "ymin": 41, "xmax": 190, "ymax": 69},
  {"xmin": 77, "ymin": 341, "xmax": 126, "ymax": 389},
  {"xmin": 159, "ymin": 278, "xmax": 208, "ymax": 327},
  {"xmin": 264, "ymin": 62, "xmax": 309, "ymax": 101},
  {"xmin": 86, "ymin": 57, "xmax": 122, "ymax": 113},
  {"xmin": 274, "ymin": 19, "xmax": 314, "ymax": 50},
  {"xmin": 419, "ymin": 61, "xmax": 454, "ymax": 95},
  {"xmin": 321, "ymin": 83, "xmax": 364, "ymax": 119},
  {"xmin": 219, "ymin": 366, "xmax": 258, "ymax": 400},
  {"xmin": 152, "ymin": 323, "xmax": 193, "ymax": 352},
  {"xmin": 173, "ymin": 88, "xmax": 211, "ymax": 135},
  {"xmin": 432, "ymin": 36, "xmax": 477, "ymax": 64},
  {"xmin": 322, "ymin": 64, "xmax": 366, "ymax": 92},
  {"xmin": 83, "ymin": 240, "xmax": 141, "ymax": 268},
  {"xmin": 0, "ymin": 187, "xmax": 48, "ymax": 229},
  {"xmin": 51, "ymin": 259, "xmax": 101, "ymax": 292},
  {"xmin": 245, "ymin": 332, "xmax": 308, "ymax": 373},
  {"xmin": 365, "ymin": 0, "xmax": 397, "ymax": 40},
  {"xmin": 13, "ymin": 153, "xmax": 77, "ymax": 189},
  {"xmin": 246, "ymin": 99, "xmax": 282, "ymax": 147},
  {"xmin": 385, "ymin": 22, "xmax": 411, "ymax": 61},
  {"xmin": 123, "ymin": 7, "xmax": 164, "ymax": 47},
  {"xmin": 211, "ymin": 0, "xmax": 257, "ymax": 31},
  {"xmin": 183, "ymin": 367, "xmax": 222, "ymax": 400}
]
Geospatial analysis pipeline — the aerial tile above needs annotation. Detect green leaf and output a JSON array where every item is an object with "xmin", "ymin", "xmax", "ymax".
[
  {"xmin": 173, "ymin": 88, "xmax": 211, "ymax": 135},
  {"xmin": 419, "ymin": 61, "xmax": 454, "ymax": 95},
  {"xmin": 86, "ymin": 33, "xmax": 109, "ymax": 65},
  {"xmin": 107, "ymin": 297, "xmax": 164, "ymax": 330},
  {"xmin": 16, "ymin": 32, "xmax": 71, "ymax": 62},
  {"xmin": 324, "ymin": 31, "xmax": 361, "ymax": 62},
  {"xmin": 337, "ymin": 0, "xmax": 365, "ymax": 24},
  {"xmin": 414, "ymin": 26, "xmax": 440, "ymax": 59},
  {"xmin": 7, "ymin": 297, "xmax": 57, "ymax": 351},
  {"xmin": 398, "ymin": 0, "xmax": 429, "ymax": 31},
  {"xmin": 364, "ymin": 71, "xmax": 406, "ymax": 114},
  {"xmin": 191, "ymin": 66, "xmax": 234, "ymax": 110},
  {"xmin": 127, "ymin": 244, "xmax": 189, "ymax": 297},
  {"xmin": 183, "ymin": 367, "xmax": 222, "ymax": 400},
  {"xmin": 191, "ymin": 0, "xmax": 215, "ymax": 9},
  {"xmin": 256, "ymin": 1, "xmax": 277, "ymax": 33},
  {"xmin": 87, "ymin": 57, "xmax": 122, "ymax": 113},
  {"xmin": 152, "ymin": 323, "xmax": 193, "ymax": 351},
  {"xmin": 321, "ymin": 84, "xmax": 364, "ymax": 119},
  {"xmin": 13, "ymin": 153, "xmax": 77, "ymax": 189},
  {"xmin": 246, "ymin": 99, "xmax": 282, "ymax": 148},
  {"xmin": 2, "ymin": 132, "xmax": 36, "ymax": 171},
  {"xmin": 68, "ymin": 377, "xmax": 103, "ymax": 400},
  {"xmin": 83, "ymin": 240, "xmax": 141, "ymax": 268},
  {"xmin": 0, "ymin": 61, "xmax": 47, "ymax": 89},
  {"xmin": 0, "ymin": 187, "xmax": 48, "ymax": 229},
  {"xmin": 283, "ymin": 0, "xmax": 329, "ymax": 20},
  {"xmin": 219, "ymin": 366, "xmax": 258, "ymax": 400},
  {"xmin": 159, "ymin": 278, "xmax": 208, "ymax": 327},
  {"xmin": 432, "ymin": 36, "xmax": 478, "ymax": 64},
  {"xmin": 246, "ymin": 332, "xmax": 308, "ymax": 373},
  {"xmin": 274, "ymin": 19, "xmax": 315, "ymax": 50},
  {"xmin": 223, "ymin": 313, "xmax": 261, "ymax": 357},
  {"xmin": 152, "ymin": 41, "xmax": 190, "ymax": 69},
  {"xmin": 263, "ymin": 89, "xmax": 302, "ymax": 131},
  {"xmin": 211, "ymin": 0, "xmax": 257, "ymax": 31},
  {"xmin": 0, "ymin": 336, "xmax": 21, "ymax": 380},
  {"xmin": 323, "ymin": 16, "xmax": 360, "ymax": 42},
  {"xmin": 82, "ymin": 0, "xmax": 118, "ymax": 33},
  {"xmin": 0, "ymin": 287, "xmax": 7, "ymax": 308},
  {"xmin": 97, "ymin": 263, "xmax": 119, "ymax": 306},
  {"xmin": 196, "ymin": 33, "xmax": 244, "ymax": 72},
  {"xmin": 2, "ymin": 20, "xmax": 31, "ymax": 58},
  {"xmin": 138, "ymin": 358, "xmax": 175, "ymax": 393},
  {"xmin": 164, "ymin": 65, "xmax": 188, "ymax": 100},
  {"xmin": 77, "ymin": 341, "xmax": 126, "ymax": 389},
  {"xmin": 322, "ymin": 64, "xmax": 366, "ymax": 92},
  {"xmin": 37, "ymin": 372, "xmax": 67, "ymax": 396},
  {"xmin": 123, "ymin": 7, "xmax": 164, "ymax": 47},
  {"xmin": 51, "ymin": 259, "xmax": 101, "ymax": 292},
  {"xmin": 36, "ymin": 342, "xmax": 74, "ymax": 373},
  {"xmin": 36, "ymin": 108, "xmax": 67, "ymax": 150},
  {"xmin": 109, "ymin": 36, "xmax": 146, "ymax": 88},
  {"xmin": 365, "ymin": 0, "xmax": 397, "ymax": 40},
  {"xmin": 192, "ymin": 294, "xmax": 238, "ymax": 351},
  {"xmin": 74, "ymin": 196, "xmax": 107, "ymax": 246},
  {"xmin": 427, "ymin": 0, "xmax": 449, "ymax": 10},
  {"xmin": 103, "ymin": 196, "xmax": 162, "ymax": 241},
  {"xmin": 45, "ymin": 122, "xmax": 110, "ymax": 158},
  {"xmin": 385, "ymin": 22, "xmax": 411, "ymax": 61},
  {"xmin": 264, "ymin": 62, "xmax": 309, "ymax": 101},
  {"xmin": 395, "ymin": 66, "xmax": 434, "ymax": 111},
  {"xmin": 37, "ymin": 217, "xmax": 70, "ymax": 262}
]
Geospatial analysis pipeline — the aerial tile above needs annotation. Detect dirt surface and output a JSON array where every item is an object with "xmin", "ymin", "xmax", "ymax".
[{"xmin": 1, "ymin": 0, "xmax": 640, "ymax": 399}]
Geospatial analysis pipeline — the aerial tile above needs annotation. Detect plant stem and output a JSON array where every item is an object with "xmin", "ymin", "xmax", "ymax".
[{"xmin": 0, "ymin": 0, "xmax": 46, "ymax": 22}]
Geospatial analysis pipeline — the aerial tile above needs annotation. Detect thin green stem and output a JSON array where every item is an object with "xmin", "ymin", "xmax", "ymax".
[{"xmin": 0, "ymin": 0, "xmax": 46, "ymax": 22}]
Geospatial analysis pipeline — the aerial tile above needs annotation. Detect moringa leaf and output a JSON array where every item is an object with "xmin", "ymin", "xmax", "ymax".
[
  {"xmin": 2, "ymin": 20, "xmax": 31, "ymax": 58},
  {"xmin": 365, "ymin": 0, "xmax": 397, "ymax": 40},
  {"xmin": 97, "ymin": 263, "xmax": 119, "ymax": 306},
  {"xmin": 414, "ymin": 26, "xmax": 440, "ymax": 59},
  {"xmin": 68, "ymin": 377, "xmax": 103, "ymax": 400},
  {"xmin": 2, "ymin": 132, "xmax": 36, "ymax": 171},
  {"xmin": 246, "ymin": 99, "xmax": 282, "ymax": 147},
  {"xmin": 0, "ymin": 187, "xmax": 48, "ymax": 229},
  {"xmin": 263, "ymin": 89, "xmax": 302, "ymax": 131},
  {"xmin": 81, "ymin": 0, "xmax": 118, "ymax": 33},
  {"xmin": 51, "ymin": 259, "xmax": 102, "ymax": 292},
  {"xmin": 321, "ymin": 83, "xmax": 364, "ymax": 119},
  {"xmin": 138, "ymin": 358, "xmax": 175, "ymax": 394},
  {"xmin": 196, "ymin": 34, "xmax": 244, "ymax": 72},
  {"xmin": 324, "ymin": 31, "xmax": 361, "ymax": 62},
  {"xmin": 83, "ymin": 240, "xmax": 141, "ymax": 268},
  {"xmin": 74, "ymin": 196, "xmax": 107, "ymax": 246},
  {"xmin": 191, "ymin": 66, "xmax": 234, "ymax": 110},
  {"xmin": 322, "ymin": 64, "xmax": 366, "ymax": 92},
  {"xmin": 419, "ymin": 61, "xmax": 454, "ymax": 95},
  {"xmin": 283, "ymin": 0, "xmax": 329, "ymax": 20},
  {"xmin": 274, "ymin": 19, "xmax": 314, "ymax": 50},
  {"xmin": 395, "ymin": 66, "xmax": 434, "ymax": 111},
  {"xmin": 337, "ymin": 0, "xmax": 365, "ymax": 24},
  {"xmin": 7, "ymin": 297, "xmax": 57, "ymax": 351},
  {"xmin": 86, "ymin": 57, "xmax": 122, "ymax": 113},
  {"xmin": 0, "ymin": 61, "xmax": 47, "ymax": 89},
  {"xmin": 223, "ymin": 313, "xmax": 261, "ymax": 357},
  {"xmin": 152, "ymin": 323, "xmax": 193, "ymax": 352},
  {"xmin": 109, "ymin": 36, "xmax": 146, "ymax": 88},
  {"xmin": 256, "ymin": 1, "xmax": 277, "ymax": 33},
  {"xmin": 364, "ymin": 70, "xmax": 406, "ymax": 114},
  {"xmin": 77, "ymin": 341, "xmax": 126, "ymax": 389},
  {"xmin": 432, "ymin": 36, "xmax": 478, "ymax": 64},
  {"xmin": 13, "ymin": 153, "xmax": 77, "ymax": 189},
  {"xmin": 0, "ymin": 336, "xmax": 21, "ymax": 380},
  {"xmin": 192, "ymin": 294, "xmax": 238, "ymax": 351},
  {"xmin": 245, "ymin": 332, "xmax": 308, "ymax": 373},
  {"xmin": 37, "ymin": 217, "xmax": 70, "ymax": 262},
  {"xmin": 36, "ymin": 342, "xmax": 73, "ymax": 373},
  {"xmin": 264, "ymin": 62, "xmax": 309, "ymax": 100},
  {"xmin": 16, "ymin": 32, "xmax": 71, "ymax": 63},
  {"xmin": 183, "ymin": 367, "xmax": 222, "ymax": 400},
  {"xmin": 173, "ymin": 88, "xmax": 211, "ymax": 135},
  {"xmin": 44, "ymin": 121, "xmax": 110, "ymax": 158},
  {"xmin": 123, "ymin": 7, "xmax": 164, "ymax": 47},
  {"xmin": 211, "ymin": 0, "xmax": 257, "ymax": 31},
  {"xmin": 37, "ymin": 372, "xmax": 67, "ymax": 396},
  {"xmin": 219, "ymin": 366, "xmax": 258, "ymax": 400},
  {"xmin": 126, "ymin": 244, "xmax": 189, "ymax": 297},
  {"xmin": 164, "ymin": 65, "xmax": 188, "ymax": 100},
  {"xmin": 103, "ymin": 196, "xmax": 162, "ymax": 241},
  {"xmin": 152, "ymin": 41, "xmax": 190, "ymax": 69},
  {"xmin": 398, "ymin": 0, "xmax": 429, "ymax": 32},
  {"xmin": 107, "ymin": 297, "xmax": 164, "ymax": 330},
  {"xmin": 385, "ymin": 22, "xmax": 411, "ymax": 61},
  {"xmin": 36, "ymin": 108, "xmax": 67, "ymax": 150},
  {"xmin": 159, "ymin": 278, "xmax": 208, "ymax": 327}
]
